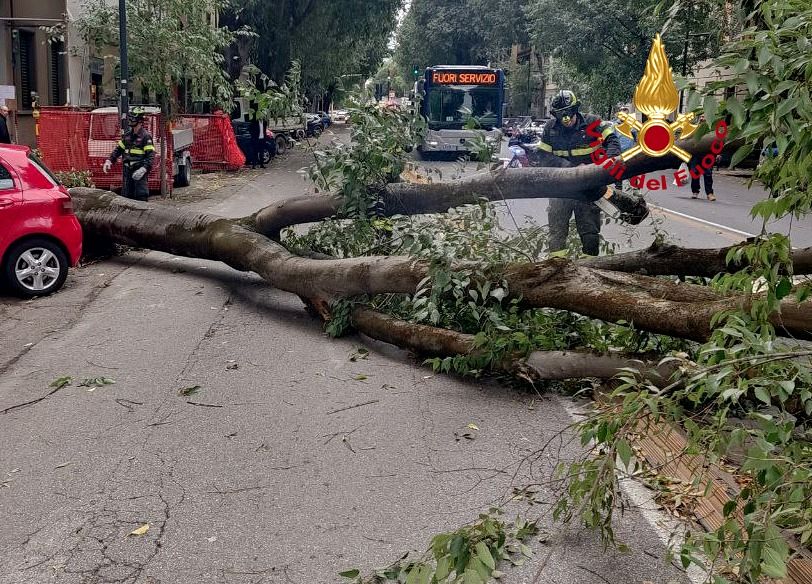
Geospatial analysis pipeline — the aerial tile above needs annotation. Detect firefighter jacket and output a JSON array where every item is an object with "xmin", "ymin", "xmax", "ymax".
[
  {"xmin": 534, "ymin": 113, "xmax": 621, "ymax": 165},
  {"xmin": 109, "ymin": 127, "xmax": 155, "ymax": 172}
]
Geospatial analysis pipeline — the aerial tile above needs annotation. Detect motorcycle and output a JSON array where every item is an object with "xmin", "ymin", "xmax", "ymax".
[{"xmin": 503, "ymin": 135, "xmax": 650, "ymax": 225}]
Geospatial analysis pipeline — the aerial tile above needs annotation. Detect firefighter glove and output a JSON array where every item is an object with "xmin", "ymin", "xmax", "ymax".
[
  {"xmin": 102, "ymin": 160, "xmax": 112, "ymax": 174},
  {"xmin": 131, "ymin": 167, "xmax": 147, "ymax": 181}
]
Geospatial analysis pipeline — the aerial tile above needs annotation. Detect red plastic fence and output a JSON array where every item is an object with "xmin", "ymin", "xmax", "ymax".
[
  {"xmin": 37, "ymin": 107, "xmax": 173, "ymax": 194},
  {"xmin": 37, "ymin": 109, "xmax": 246, "ymax": 195},
  {"xmin": 179, "ymin": 113, "xmax": 245, "ymax": 171}
]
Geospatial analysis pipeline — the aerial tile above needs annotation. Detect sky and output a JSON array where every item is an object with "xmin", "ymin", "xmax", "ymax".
[{"xmin": 388, "ymin": 0, "xmax": 412, "ymax": 50}]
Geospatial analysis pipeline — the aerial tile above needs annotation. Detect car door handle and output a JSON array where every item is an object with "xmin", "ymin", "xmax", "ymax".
[{"xmin": 0, "ymin": 199, "xmax": 14, "ymax": 208}]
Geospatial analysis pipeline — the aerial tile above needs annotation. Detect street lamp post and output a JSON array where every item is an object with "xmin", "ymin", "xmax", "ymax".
[{"xmin": 118, "ymin": 0, "xmax": 129, "ymax": 193}]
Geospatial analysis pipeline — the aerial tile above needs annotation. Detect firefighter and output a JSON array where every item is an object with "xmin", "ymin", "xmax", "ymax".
[
  {"xmin": 102, "ymin": 106, "xmax": 155, "ymax": 201},
  {"xmin": 533, "ymin": 90, "xmax": 620, "ymax": 256}
]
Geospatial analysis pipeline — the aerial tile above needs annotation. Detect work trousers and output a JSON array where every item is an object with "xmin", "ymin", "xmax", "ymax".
[
  {"xmin": 547, "ymin": 198, "xmax": 601, "ymax": 256},
  {"xmin": 123, "ymin": 167, "xmax": 149, "ymax": 201}
]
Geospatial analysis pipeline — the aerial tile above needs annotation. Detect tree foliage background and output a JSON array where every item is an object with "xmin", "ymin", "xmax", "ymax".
[
  {"xmin": 394, "ymin": 0, "xmax": 529, "ymax": 83},
  {"xmin": 222, "ymin": 0, "xmax": 401, "ymax": 106}
]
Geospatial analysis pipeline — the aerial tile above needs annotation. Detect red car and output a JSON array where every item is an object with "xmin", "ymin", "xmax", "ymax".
[{"xmin": 0, "ymin": 145, "xmax": 83, "ymax": 297}]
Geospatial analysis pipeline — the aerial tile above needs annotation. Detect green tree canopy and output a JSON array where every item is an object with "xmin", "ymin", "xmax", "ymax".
[
  {"xmin": 525, "ymin": 0, "xmax": 724, "ymax": 115},
  {"xmin": 394, "ymin": 0, "xmax": 528, "ymax": 82},
  {"xmin": 76, "ymin": 0, "xmax": 243, "ymax": 113},
  {"xmin": 224, "ymin": 0, "xmax": 400, "ymax": 104}
]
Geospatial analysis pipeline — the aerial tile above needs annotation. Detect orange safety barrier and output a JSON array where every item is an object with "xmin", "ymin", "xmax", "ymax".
[
  {"xmin": 37, "ymin": 109, "xmax": 246, "ymax": 195},
  {"xmin": 38, "ymin": 107, "xmax": 174, "ymax": 194},
  {"xmin": 179, "ymin": 113, "xmax": 245, "ymax": 171}
]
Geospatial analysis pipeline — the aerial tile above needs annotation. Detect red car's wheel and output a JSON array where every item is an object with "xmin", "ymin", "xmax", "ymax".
[{"xmin": 3, "ymin": 238, "xmax": 69, "ymax": 298}]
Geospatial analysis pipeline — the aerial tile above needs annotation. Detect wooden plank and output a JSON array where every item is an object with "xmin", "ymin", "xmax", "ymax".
[{"xmin": 632, "ymin": 417, "xmax": 812, "ymax": 584}]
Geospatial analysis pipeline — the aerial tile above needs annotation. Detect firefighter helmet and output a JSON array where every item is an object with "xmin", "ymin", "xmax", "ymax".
[
  {"xmin": 127, "ymin": 106, "xmax": 146, "ymax": 126},
  {"xmin": 551, "ymin": 90, "xmax": 579, "ymax": 125}
]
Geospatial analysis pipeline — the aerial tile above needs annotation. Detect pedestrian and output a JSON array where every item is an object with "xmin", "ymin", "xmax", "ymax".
[
  {"xmin": 102, "ymin": 107, "xmax": 155, "ymax": 201},
  {"xmin": 0, "ymin": 105, "xmax": 12, "ymax": 144},
  {"xmin": 249, "ymin": 115, "xmax": 265, "ymax": 169},
  {"xmin": 689, "ymin": 152, "xmax": 716, "ymax": 201},
  {"xmin": 689, "ymin": 115, "xmax": 716, "ymax": 201},
  {"xmin": 531, "ymin": 90, "xmax": 621, "ymax": 256}
]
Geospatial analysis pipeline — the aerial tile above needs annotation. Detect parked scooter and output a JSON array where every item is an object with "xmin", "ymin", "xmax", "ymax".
[{"xmin": 503, "ymin": 134, "xmax": 650, "ymax": 225}]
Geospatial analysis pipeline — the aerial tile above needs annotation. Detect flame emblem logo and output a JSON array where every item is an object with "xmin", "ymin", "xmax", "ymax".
[{"xmin": 615, "ymin": 34, "xmax": 698, "ymax": 163}]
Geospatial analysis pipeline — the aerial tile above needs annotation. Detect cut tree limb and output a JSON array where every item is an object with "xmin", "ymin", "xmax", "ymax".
[
  {"xmin": 351, "ymin": 307, "xmax": 679, "ymax": 385},
  {"xmin": 252, "ymin": 133, "xmax": 719, "ymax": 238},
  {"xmin": 70, "ymin": 188, "xmax": 812, "ymax": 343},
  {"xmin": 582, "ymin": 241, "xmax": 812, "ymax": 277}
]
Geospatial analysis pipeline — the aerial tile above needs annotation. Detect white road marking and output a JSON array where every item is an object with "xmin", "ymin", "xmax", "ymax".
[
  {"xmin": 560, "ymin": 398, "xmax": 707, "ymax": 584},
  {"xmin": 651, "ymin": 204, "xmax": 757, "ymax": 238}
]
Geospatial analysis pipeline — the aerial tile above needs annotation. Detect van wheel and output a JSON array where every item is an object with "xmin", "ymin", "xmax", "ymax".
[
  {"xmin": 175, "ymin": 156, "xmax": 192, "ymax": 187},
  {"xmin": 3, "ymin": 238, "xmax": 69, "ymax": 298},
  {"xmin": 275, "ymin": 135, "xmax": 287, "ymax": 154}
]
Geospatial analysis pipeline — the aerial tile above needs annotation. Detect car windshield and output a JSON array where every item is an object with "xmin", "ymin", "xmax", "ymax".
[{"xmin": 426, "ymin": 86, "xmax": 499, "ymax": 130}]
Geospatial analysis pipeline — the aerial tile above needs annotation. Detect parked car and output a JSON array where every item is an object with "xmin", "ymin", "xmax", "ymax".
[
  {"xmin": 332, "ymin": 109, "xmax": 349, "ymax": 122},
  {"xmin": 306, "ymin": 114, "xmax": 324, "ymax": 137},
  {"xmin": 316, "ymin": 111, "xmax": 332, "ymax": 128},
  {"xmin": 232, "ymin": 120, "xmax": 277, "ymax": 166},
  {"xmin": 0, "ymin": 145, "xmax": 83, "ymax": 297}
]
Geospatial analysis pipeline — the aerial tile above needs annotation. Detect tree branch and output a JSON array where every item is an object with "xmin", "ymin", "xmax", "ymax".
[
  {"xmin": 71, "ymin": 188, "xmax": 812, "ymax": 343},
  {"xmin": 581, "ymin": 241, "xmax": 812, "ymax": 277},
  {"xmin": 351, "ymin": 307, "xmax": 679, "ymax": 386},
  {"xmin": 251, "ymin": 133, "xmax": 721, "ymax": 238}
]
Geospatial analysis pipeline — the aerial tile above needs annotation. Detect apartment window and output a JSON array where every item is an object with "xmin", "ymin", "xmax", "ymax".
[
  {"xmin": 16, "ymin": 30, "xmax": 36, "ymax": 110},
  {"xmin": 49, "ymin": 40, "xmax": 66, "ymax": 105}
]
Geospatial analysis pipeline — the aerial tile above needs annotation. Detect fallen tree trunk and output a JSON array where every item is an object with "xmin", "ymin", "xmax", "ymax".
[
  {"xmin": 71, "ymin": 188, "xmax": 812, "ymax": 342},
  {"xmin": 582, "ymin": 241, "xmax": 812, "ymax": 277},
  {"xmin": 351, "ymin": 307, "xmax": 679, "ymax": 385},
  {"xmin": 252, "ymin": 133, "xmax": 719, "ymax": 238}
]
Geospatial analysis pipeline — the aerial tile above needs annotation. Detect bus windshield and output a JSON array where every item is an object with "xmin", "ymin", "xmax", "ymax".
[{"xmin": 426, "ymin": 85, "xmax": 500, "ymax": 130}]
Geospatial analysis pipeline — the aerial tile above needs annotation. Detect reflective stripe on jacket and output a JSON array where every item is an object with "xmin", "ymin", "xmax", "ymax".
[
  {"xmin": 109, "ymin": 127, "xmax": 155, "ymax": 172},
  {"xmin": 532, "ymin": 113, "xmax": 620, "ymax": 165}
]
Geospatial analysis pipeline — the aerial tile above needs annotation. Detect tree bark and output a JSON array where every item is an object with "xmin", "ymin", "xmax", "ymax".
[
  {"xmin": 70, "ymin": 188, "xmax": 812, "ymax": 343},
  {"xmin": 251, "ymin": 133, "xmax": 721, "ymax": 238},
  {"xmin": 351, "ymin": 307, "xmax": 679, "ymax": 385},
  {"xmin": 582, "ymin": 241, "xmax": 812, "ymax": 277}
]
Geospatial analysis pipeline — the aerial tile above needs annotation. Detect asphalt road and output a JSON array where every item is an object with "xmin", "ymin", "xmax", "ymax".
[
  {"xmin": 0, "ymin": 125, "xmax": 725, "ymax": 584},
  {"xmin": 416, "ymin": 140, "xmax": 811, "ymax": 250}
]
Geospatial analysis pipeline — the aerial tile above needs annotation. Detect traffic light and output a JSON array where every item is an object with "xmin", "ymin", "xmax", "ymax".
[{"xmin": 413, "ymin": 65, "xmax": 420, "ymax": 79}]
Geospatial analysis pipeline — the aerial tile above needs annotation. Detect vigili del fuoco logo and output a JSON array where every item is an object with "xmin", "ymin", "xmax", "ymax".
[{"xmin": 586, "ymin": 34, "xmax": 728, "ymax": 190}]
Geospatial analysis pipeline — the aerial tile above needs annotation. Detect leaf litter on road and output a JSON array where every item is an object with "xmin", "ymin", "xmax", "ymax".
[
  {"xmin": 128, "ymin": 524, "xmax": 150, "ymax": 537},
  {"xmin": 178, "ymin": 385, "xmax": 201, "ymax": 396}
]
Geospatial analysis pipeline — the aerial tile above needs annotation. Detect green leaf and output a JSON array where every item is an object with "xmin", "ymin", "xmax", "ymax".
[
  {"xmin": 776, "ymin": 97, "xmax": 798, "ymax": 118},
  {"xmin": 758, "ymin": 45, "xmax": 772, "ymax": 68},
  {"xmin": 435, "ymin": 555, "xmax": 451, "ymax": 581},
  {"xmin": 761, "ymin": 526, "xmax": 788, "ymax": 578},
  {"xmin": 754, "ymin": 387, "xmax": 771, "ymax": 405},
  {"xmin": 475, "ymin": 542, "xmax": 495, "ymax": 570},
  {"xmin": 339, "ymin": 569, "xmax": 360, "ymax": 578},
  {"xmin": 775, "ymin": 277, "xmax": 792, "ymax": 299},
  {"xmin": 49, "ymin": 376, "xmax": 73, "ymax": 389},
  {"xmin": 703, "ymin": 94, "xmax": 718, "ymax": 124},
  {"xmin": 178, "ymin": 385, "xmax": 201, "ymax": 396},
  {"xmin": 463, "ymin": 569, "xmax": 482, "ymax": 584},
  {"xmin": 723, "ymin": 500, "xmax": 737, "ymax": 517},
  {"xmin": 773, "ymin": 80, "xmax": 797, "ymax": 95},
  {"xmin": 726, "ymin": 96, "xmax": 746, "ymax": 128},
  {"xmin": 616, "ymin": 439, "xmax": 633, "ymax": 468},
  {"xmin": 730, "ymin": 143, "xmax": 754, "ymax": 168}
]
